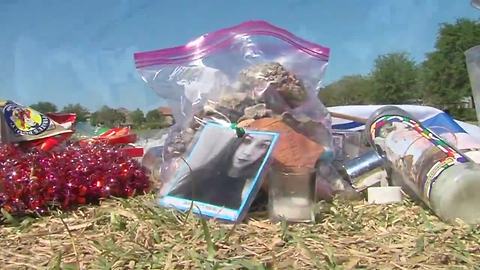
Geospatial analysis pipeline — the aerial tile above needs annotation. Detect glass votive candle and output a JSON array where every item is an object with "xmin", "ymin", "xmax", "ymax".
[{"xmin": 268, "ymin": 166, "xmax": 316, "ymax": 223}]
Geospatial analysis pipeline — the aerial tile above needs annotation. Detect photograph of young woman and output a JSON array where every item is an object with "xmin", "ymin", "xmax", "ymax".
[{"xmin": 168, "ymin": 131, "xmax": 275, "ymax": 210}]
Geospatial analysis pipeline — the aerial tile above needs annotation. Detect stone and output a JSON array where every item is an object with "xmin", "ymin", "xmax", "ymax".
[
  {"xmin": 244, "ymin": 117, "xmax": 325, "ymax": 168},
  {"xmin": 238, "ymin": 62, "xmax": 309, "ymax": 109},
  {"xmin": 238, "ymin": 103, "xmax": 273, "ymax": 122},
  {"xmin": 244, "ymin": 117, "xmax": 328, "ymax": 193},
  {"xmin": 315, "ymin": 175, "xmax": 335, "ymax": 202},
  {"xmin": 204, "ymin": 93, "xmax": 256, "ymax": 123}
]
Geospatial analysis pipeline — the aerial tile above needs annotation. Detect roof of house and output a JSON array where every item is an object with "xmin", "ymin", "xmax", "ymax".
[{"xmin": 158, "ymin": 107, "xmax": 173, "ymax": 115}]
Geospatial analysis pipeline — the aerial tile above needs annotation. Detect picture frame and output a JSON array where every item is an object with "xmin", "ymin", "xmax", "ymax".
[{"xmin": 158, "ymin": 122, "xmax": 279, "ymax": 222}]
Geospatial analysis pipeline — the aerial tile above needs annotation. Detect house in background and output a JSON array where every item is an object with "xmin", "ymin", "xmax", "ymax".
[{"xmin": 158, "ymin": 107, "xmax": 174, "ymax": 126}]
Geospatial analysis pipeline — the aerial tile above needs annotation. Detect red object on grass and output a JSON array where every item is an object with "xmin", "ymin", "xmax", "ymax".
[
  {"xmin": 79, "ymin": 127, "xmax": 143, "ymax": 157},
  {"xmin": 121, "ymin": 145, "xmax": 144, "ymax": 157},
  {"xmin": 45, "ymin": 112, "xmax": 77, "ymax": 130},
  {"xmin": 0, "ymin": 141, "xmax": 150, "ymax": 215},
  {"xmin": 21, "ymin": 133, "xmax": 73, "ymax": 151},
  {"xmin": 97, "ymin": 127, "xmax": 138, "ymax": 144}
]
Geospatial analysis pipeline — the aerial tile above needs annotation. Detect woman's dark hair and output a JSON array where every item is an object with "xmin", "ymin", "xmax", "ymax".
[
  {"xmin": 205, "ymin": 137, "xmax": 244, "ymax": 174},
  {"xmin": 190, "ymin": 135, "xmax": 265, "ymax": 178},
  {"xmin": 170, "ymin": 135, "xmax": 268, "ymax": 196}
]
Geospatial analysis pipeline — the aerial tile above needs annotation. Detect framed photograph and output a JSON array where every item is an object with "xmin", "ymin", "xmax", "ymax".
[{"xmin": 158, "ymin": 122, "xmax": 279, "ymax": 222}]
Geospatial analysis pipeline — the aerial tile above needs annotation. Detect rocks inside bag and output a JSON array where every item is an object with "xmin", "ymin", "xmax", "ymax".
[{"xmin": 134, "ymin": 21, "xmax": 334, "ymax": 192}]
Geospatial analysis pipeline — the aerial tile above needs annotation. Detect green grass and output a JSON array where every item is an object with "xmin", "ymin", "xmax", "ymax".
[{"xmin": 1, "ymin": 195, "xmax": 479, "ymax": 269}]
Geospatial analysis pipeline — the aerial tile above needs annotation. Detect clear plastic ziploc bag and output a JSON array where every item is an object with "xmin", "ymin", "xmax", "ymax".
[{"xmin": 134, "ymin": 21, "xmax": 333, "ymax": 221}]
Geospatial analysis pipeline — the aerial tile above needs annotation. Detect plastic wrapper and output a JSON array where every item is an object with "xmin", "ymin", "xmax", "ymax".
[
  {"xmin": 134, "ymin": 21, "xmax": 333, "ymax": 197},
  {"xmin": 0, "ymin": 100, "xmax": 75, "ymax": 151}
]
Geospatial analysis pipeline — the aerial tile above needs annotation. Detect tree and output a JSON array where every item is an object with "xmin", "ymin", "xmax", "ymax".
[
  {"xmin": 370, "ymin": 52, "xmax": 419, "ymax": 104},
  {"xmin": 61, "ymin": 103, "xmax": 90, "ymax": 122},
  {"xmin": 89, "ymin": 111, "xmax": 100, "ymax": 126},
  {"xmin": 29, "ymin": 101, "xmax": 57, "ymax": 113},
  {"xmin": 421, "ymin": 18, "xmax": 480, "ymax": 109},
  {"xmin": 318, "ymin": 75, "xmax": 373, "ymax": 106},
  {"xmin": 89, "ymin": 106, "xmax": 125, "ymax": 127},
  {"xmin": 145, "ymin": 109, "xmax": 165, "ymax": 129},
  {"xmin": 129, "ymin": 109, "xmax": 145, "ymax": 128}
]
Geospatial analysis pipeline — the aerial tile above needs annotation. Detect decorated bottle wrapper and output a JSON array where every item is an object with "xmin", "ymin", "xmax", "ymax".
[{"xmin": 0, "ymin": 100, "xmax": 73, "ymax": 144}]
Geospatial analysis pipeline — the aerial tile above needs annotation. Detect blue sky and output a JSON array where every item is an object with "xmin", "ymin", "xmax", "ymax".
[{"xmin": 1, "ymin": 0, "xmax": 479, "ymax": 111}]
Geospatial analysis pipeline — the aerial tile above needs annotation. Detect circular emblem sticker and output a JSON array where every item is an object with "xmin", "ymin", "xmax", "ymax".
[{"xmin": 3, "ymin": 102, "xmax": 51, "ymax": 136}]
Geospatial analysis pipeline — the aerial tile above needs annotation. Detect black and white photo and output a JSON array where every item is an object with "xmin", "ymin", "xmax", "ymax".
[{"xmin": 159, "ymin": 122, "xmax": 279, "ymax": 221}]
